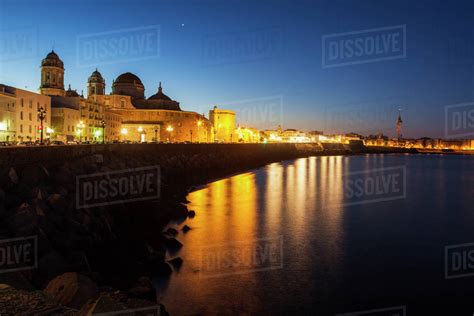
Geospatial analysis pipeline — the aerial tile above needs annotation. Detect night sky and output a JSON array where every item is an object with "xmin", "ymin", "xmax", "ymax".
[{"xmin": 1, "ymin": 0, "xmax": 474, "ymax": 138}]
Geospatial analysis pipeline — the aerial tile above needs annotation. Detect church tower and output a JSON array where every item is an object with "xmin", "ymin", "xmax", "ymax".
[
  {"xmin": 40, "ymin": 50, "xmax": 65, "ymax": 96},
  {"xmin": 87, "ymin": 69, "xmax": 105, "ymax": 98},
  {"xmin": 396, "ymin": 110, "xmax": 403, "ymax": 139}
]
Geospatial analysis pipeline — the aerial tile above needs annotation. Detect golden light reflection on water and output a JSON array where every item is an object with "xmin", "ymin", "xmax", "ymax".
[{"xmin": 160, "ymin": 157, "xmax": 346, "ymax": 315}]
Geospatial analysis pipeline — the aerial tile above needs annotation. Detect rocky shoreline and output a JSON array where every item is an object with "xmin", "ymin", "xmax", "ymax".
[{"xmin": 0, "ymin": 144, "xmax": 421, "ymax": 314}]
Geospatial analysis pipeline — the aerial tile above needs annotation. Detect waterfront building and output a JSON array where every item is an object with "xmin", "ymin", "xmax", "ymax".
[
  {"xmin": 0, "ymin": 84, "xmax": 52, "ymax": 142},
  {"xmin": 0, "ymin": 85, "xmax": 16, "ymax": 142},
  {"xmin": 39, "ymin": 50, "xmax": 214, "ymax": 143},
  {"xmin": 236, "ymin": 126, "xmax": 260, "ymax": 143},
  {"xmin": 281, "ymin": 129, "xmax": 309, "ymax": 142},
  {"xmin": 209, "ymin": 106, "xmax": 235, "ymax": 142}
]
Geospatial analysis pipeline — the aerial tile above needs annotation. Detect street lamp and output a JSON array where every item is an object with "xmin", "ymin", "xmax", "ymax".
[
  {"xmin": 166, "ymin": 125, "xmax": 173, "ymax": 143},
  {"xmin": 77, "ymin": 120, "xmax": 85, "ymax": 143},
  {"xmin": 100, "ymin": 120, "xmax": 106, "ymax": 144},
  {"xmin": 37, "ymin": 107, "xmax": 46, "ymax": 145}
]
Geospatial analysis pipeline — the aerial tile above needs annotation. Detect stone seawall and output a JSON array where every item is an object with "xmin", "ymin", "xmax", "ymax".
[{"xmin": 0, "ymin": 143, "xmax": 323, "ymax": 169}]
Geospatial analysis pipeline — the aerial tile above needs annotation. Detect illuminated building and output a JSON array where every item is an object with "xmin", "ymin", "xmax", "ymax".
[
  {"xmin": 209, "ymin": 106, "xmax": 235, "ymax": 142},
  {"xmin": 0, "ymin": 84, "xmax": 52, "ymax": 142},
  {"xmin": 236, "ymin": 126, "xmax": 260, "ymax": 143},
  {"xmin": 38, "ymin": 51, "xmax": 213, "ymax": 142}
]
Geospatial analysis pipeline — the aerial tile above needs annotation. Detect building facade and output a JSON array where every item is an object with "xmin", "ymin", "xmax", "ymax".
[
  {"xmin": 209, "ymin": 106, "xmax": 235, "ymax": 142},
  {"xmin": 0, "ymin": 84, "xmax": 52, "ymax": 142}
]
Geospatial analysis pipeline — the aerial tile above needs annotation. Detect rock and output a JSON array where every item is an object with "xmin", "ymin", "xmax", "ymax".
[
  {"xmin": 164, "ymin": 228, "xmax": 178, "ymax": 236},
  {"xmin": 187, "ymin": 210, "xmax": 196, "ymax": 218},
  {"xmin": 8, "ymin": 167, "xmax": 19, "ymax": 184},
  {"xmin": 35, "ymin": 251, "xmax": 70, "ymax": 288},
  {"xmin": 182, "ymin": 225, "xmax": 191, "ymax": 233},
  {"xmin": 128, "ymin": 277, "xmax": 156, "ymax": 301},
  {"xmin": 0, "ymin": 284, "xmax": 11, "ymax": 290},
  {"xmin": 163, "ymin": 237, "xmax": 182, "ymax": 250},
  {"xmin": 145, "ymin": 257, "xmax": 172, "ymax": 277},
  {"xmin": 7, "ymin": 202, "xmax": 38, "ymax": 236},
  {"xmin": 20, "ymin": 165, "xmax": 49, "ymax": 187},
  {"xmin": 168, "ymin": 257, "xmax": 183, "ymax": 269},
  {"xmin": 47, "ymin": 194, "xmax": 68, "ymax": 212},
  {"xmin": 43, "ymin": 272, "xmax": 98, "ymax": 310}
]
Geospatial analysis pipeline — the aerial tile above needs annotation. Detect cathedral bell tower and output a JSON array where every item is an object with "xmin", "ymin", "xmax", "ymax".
[
  {"xmin": 87, "ymin": 68, "xmax": 105, "ymax": 98},
  {"xmin": 40, "ymin": 50, "xmax": 65, "ymax": 96}
]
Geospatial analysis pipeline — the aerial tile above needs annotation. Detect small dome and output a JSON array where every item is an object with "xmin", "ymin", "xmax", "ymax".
[
  {"xmin": 114, "ymin": 72, "xmax": 143, "ymax": 86},
  {"xmin": 41, "ymin": 50, "xmax": 64, "ymax": 68},
  {"xmin": 65, "ymin": 84, "xmax": 80, "ymax": 97},
  {"xmin": 148, "ymin": 82, "xmax": 171, "ymax": 101},
  {"xmin": 88, "ymin": 69, "xmax": 104, "ymax": 83}
]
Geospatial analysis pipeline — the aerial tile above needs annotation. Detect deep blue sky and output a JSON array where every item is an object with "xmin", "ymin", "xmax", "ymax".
[{"xmin": 1, "ymin": 0, "xmax": 474, "ymax": 138}]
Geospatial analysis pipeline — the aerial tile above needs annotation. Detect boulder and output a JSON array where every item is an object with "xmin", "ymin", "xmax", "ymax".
[
  {"xmin": 164, "ymin": 228, "xmax": 178, "ymax": 236},
  {"xmin": 7, "ymin": 203, "xmax": 38, "ymax": 236},
  {"xmin": 128, "ymin": 276, "xmax": 156, "ymax": 301},
  {"xmin": 163, "ymin": 237, "xmax": 182, "ymax": 250},
  {"xmin": 43, "ymin": 272, "xmax": 98, "ymax": 310},
  {"xmin": 168, "ymin": 257, "xmax": 183, "ymax": 269}
]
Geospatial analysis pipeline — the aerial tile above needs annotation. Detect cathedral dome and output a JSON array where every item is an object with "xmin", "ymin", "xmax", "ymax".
[
  {"xmin": 41, "ymin": 50, "xmax": 64, "ymax": 68},
  {"xmin": 112, "ymin": 72, "xmax": 145, "ymax": 99},
  {"xmin": 88, "ymin": 69, "xmax": 104, "ymax": 83},
  {"xmin": 148, "ymin": 82, "xmax": 171, "ymax": 101},
  {"xmin": 114, "ymin": 72, "xmax": 143, "ymax": 85}
]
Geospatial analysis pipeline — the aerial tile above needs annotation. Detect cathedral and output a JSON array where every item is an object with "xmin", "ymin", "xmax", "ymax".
[{"xmin": 40, "ymin": 50, "xmax": 214, "ymax": 143}]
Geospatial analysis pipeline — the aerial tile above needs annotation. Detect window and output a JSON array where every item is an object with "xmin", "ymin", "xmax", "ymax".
[
  {"xmin": 29, "ymin": 125, "xmax": 32, "ymax": 133},
  {"xmin": 21, "ymin": 99, "xmax": 24, "ymax": 107},
  {"xmin": 20, "ymin": 125, "xmax": 23, "ymax": 133},
  {"xmin": 20, "ymin": 112, "xmax": 23, "ymax": 120},
  {"xmin": 29, "ymin": 100, "xmax": 32, "ymax": 108}
]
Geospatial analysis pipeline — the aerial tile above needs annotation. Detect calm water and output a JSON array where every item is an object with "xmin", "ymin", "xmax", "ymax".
[{"xmin": 158, "ymin": 154, "xmax": 474, "ymax": 315}]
